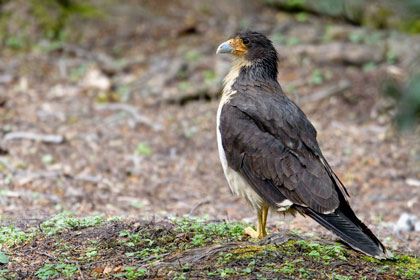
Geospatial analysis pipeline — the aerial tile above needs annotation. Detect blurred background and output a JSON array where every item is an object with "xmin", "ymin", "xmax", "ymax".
[{"xmin": 0, "ymin": 0, "xmax": 419, "ymax": 253}]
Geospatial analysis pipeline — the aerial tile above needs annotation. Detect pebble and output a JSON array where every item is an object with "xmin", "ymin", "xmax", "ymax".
[{"xmin": 393, "ymin": 212, "xmax": 419, "ymax": 232}]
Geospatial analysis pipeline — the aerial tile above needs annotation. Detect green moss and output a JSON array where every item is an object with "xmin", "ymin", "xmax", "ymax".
[
  {"xmin": 400, "ymin": 19, "xmax": 420, "ymax": 34},
  {"xmin": 266, "ymin": 0, "xmax": 307, "ymax": 11},
  {"xmin": 231, "ymin": 245, "xmax": 266, "ymax": 259},
  {"xmin": 30, "ymin": 0, "xmax": 100, "ymax": 40},
  {"xmin": 363, "ymin": 7, "xmax": 394, "ymax": 29},
  {"xmin": 361, "ymin": 5, "xmax": 420, "ymax": 34},
  {"xmin": 363, "ymin": 254, "xmax": 420, "ymax": 278},
  {"xmin": 393, "ymin": 255, "xmax": 420, "ymax": 278},
  {"xmin": 0, "ymin": 0, "xmax": 102, "ymax": 52},
  {"xmin": 362, "ymin": 255, "xmax": 380, "ymax": 263},
  {"xmin": 171, "ymin": 216, "xmax": 246, "ymax": 241}
]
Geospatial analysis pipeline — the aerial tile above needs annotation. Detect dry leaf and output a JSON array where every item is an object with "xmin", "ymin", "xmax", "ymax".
[
  {"xmin": 92, "ymin": 266, "xmax": 103, "ymax": 274},
  {"xmin": 82, "ymin": 67, "xmax": 111, "ymax": 90},
  {"xmin": 103, "ymin": 266, "xmax": 112, "ymax": 274},
  {"xmin": 113, "ymin": 266, "xmax": 123, "ymax": 272}
]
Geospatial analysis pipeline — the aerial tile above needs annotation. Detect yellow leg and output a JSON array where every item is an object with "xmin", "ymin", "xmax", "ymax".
[
  {"xmin": 261, "ymin": 204, "xmax": 269, "ymax": 237},
  {"xmin": 245, "ymin": 204, "xmax": 269, "ymax": 239}
]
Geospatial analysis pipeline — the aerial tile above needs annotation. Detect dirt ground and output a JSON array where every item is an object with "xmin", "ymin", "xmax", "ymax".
[
  {"xmin": 4, "ymin": 217, "xmax": 419, "ymax": 279},
  {"xmin": 1, "ymin": 0, "xmax": 419, "ymax": 258}
]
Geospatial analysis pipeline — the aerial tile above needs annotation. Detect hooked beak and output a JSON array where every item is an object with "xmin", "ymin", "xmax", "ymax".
[{"xmin": 216, "ymin": 41, "xmax": 234, "ymax": 54}]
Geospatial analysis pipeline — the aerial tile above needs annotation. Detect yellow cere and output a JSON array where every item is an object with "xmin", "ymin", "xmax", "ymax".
[{"xmin": 228, "ymin": 38, "xmax": 248, "ymax": 55}]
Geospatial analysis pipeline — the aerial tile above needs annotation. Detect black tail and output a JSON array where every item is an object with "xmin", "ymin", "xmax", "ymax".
[{"xmin": 296, "ymin": 204, "xmax": 392, "ymax": 259}]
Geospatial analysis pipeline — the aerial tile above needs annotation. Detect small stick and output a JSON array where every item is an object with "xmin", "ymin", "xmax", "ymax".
[
  {"xmin": 3, "ymin": 132, "xmax": 64, "ymax": 144},
  {"xmin": 188, "ymin": 199, "xmax": 211, "ymax": 216},
  {"xmin": 136, "ymin": 253, "xmax": 170, "ymax": 266},
  {"xmin": 83, "ymin": 258, "xmax": 117, "ymax": 267},
  {"xmin": 302, "ymin": 80, "xmax": 351, "ymax": 102},
  {"xmin": 95, "ymin": 103, "xmax": 163, "ymax": 131},
  {"xmin": 75, "ymin": 261, "xmax": 85, "ymax": 280}
]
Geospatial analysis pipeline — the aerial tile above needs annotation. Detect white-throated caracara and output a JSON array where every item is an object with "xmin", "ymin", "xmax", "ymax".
[{"xmin": 216, "ymin": 31, "xmax": 392, "ymax": 259}]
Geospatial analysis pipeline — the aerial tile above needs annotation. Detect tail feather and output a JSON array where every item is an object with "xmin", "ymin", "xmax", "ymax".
[{"xmin": 296, "ymin": 205, "xmax": 392, "ymax": 259}]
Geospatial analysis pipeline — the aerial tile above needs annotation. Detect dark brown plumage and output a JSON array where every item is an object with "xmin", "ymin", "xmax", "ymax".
[{"xmin": 216, "ymin": 31, "xmax": 391, "ymax": 258}]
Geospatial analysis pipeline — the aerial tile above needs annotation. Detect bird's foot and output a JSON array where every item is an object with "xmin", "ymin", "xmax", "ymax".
[{"xmin": 245, "ymin": 226, "xmax": 267, "ymax": 239}]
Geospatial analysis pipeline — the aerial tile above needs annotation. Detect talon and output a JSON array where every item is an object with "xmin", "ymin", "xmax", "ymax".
[
  {"xmin": 245, "ymin": 226, "xmax": 268, "ymax": 239},
  {"xmin": 245, "ymin": 205, "xmax": 270, "ymax": 239},
  {"xmin": 245, "ymin": 227, "xmax": 259, "ymax": 238}
]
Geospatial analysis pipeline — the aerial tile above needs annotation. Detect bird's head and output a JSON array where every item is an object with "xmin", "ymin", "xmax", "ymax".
[
  {"xmin": 216, "ymin": 31, "xmax": 277, "ymax": 63},
  {"xmin": 216, "ymin": 31, "xmax": 278, "ymax": 80}
]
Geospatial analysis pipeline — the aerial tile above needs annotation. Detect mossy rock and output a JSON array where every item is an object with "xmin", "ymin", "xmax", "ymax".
[
  {"xmin": 264, "ymin": 0, "xmax": 420, "ymax": 34},
  {"xmin": 0, "ymin": 0, "xmax": 100, "ymax": 50}
]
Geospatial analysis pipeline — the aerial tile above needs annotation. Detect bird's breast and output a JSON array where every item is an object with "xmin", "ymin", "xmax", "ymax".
[{"xmin": 217, "ymin": 100, "xmax": 263, "ymax": 210}]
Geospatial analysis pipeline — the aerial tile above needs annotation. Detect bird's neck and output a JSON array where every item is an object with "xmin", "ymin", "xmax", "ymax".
[
  {"xmin": 240, "ymin": 57, "xmax": 278, "ymax": 81},
  {"xmin": 223, "ymin": 58, "xmax": 252, "ymax": 91},
  {"xmin": 231, "ymin": 57, "xmax": 279, "ymax": 88},
  {"xmin": 222, "ymin": 56, "xmax": 280, "ymax": 97}
]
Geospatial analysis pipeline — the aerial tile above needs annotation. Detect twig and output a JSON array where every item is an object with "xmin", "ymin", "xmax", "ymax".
[
  {"xmin": 16, "ymin": 170, "xmax": 61, "ymax": 180},
  {"xmin": 95, "ymin": 103, "xmax": 163, "ymax": 131},
  {"xmin": 188, "ymin": 199, "xmax": 211, "ymax": 216},
  {"xmin": 83, "ymin": 258, "xmax": 118, "ymax": 267},
  {"xmin": 72, "ymin": 174, "xmax": 102, "ymax": 184},
  {"xmin": 3, "ymin": 132, "xmax": 64, "ymax": 144},
  {"xmin": 277, "ymin": 42, "xmax": 385, "ymax": 65},
  {"xmin": 10, "ymin": 169, "xmax": 103, "ymax": 185},
  {"xmin": 155, "ymin": 242, "xmax": 244, "ymax": 267},
  {"xmin": 302, "ymin": 80, "xmax": 351, "ymax": 102},
  {"xmin": 136, "ymin": 253, "xmax": 170, "ymax": 265},
  {"xmin": 75, "ymin": 261, "xmax": 85, "ymax": 280},
  {"xmin": 330, "ymin": 261, "xmax": 357, "ymax": 269},
  {"xmin": 177, "ymin": 258, "xmax": 183, "ymax": 270},
  {"xmin": 83, "ymin": 255, "xmax": 151, "ymax": 268},
  {"xmin": 38, "ymin": 251, "xmax": 55, "ymax": 260}
]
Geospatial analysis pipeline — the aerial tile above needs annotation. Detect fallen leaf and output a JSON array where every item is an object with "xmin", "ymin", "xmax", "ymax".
[
  {"xmin": 82, "ymin": 68, "xmax": 111, "ymax": 90},
  {"xmin": 103, "ymin": 266, "xmax": 112, "ymax": 274},
  {"xmin": 113, "ymin": 266, "xmax": 123, "ymax": 272},
  {"xmin": 92, "ymin": 266, "xmax": 103, "ymax": 274}
]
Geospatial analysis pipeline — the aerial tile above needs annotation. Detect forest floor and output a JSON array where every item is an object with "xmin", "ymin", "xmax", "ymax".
[
  {"xmin": 2, "ymin": 214, "xmax": 420, "ymax": 279},
  {"xmin": 0, "ymin": 0, "xmax": 419, "ymax": 279}
]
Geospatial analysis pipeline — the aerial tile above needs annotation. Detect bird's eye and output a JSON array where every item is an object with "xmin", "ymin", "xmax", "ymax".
[{"xmin": 242, "ymin": 38, "xmax": 249, "ymax": 45}]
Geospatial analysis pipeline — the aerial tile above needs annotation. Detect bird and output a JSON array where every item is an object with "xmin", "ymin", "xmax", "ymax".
[{"xmin": 215, "ymin": 31, "xmax": 392, "ymax": 259}]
